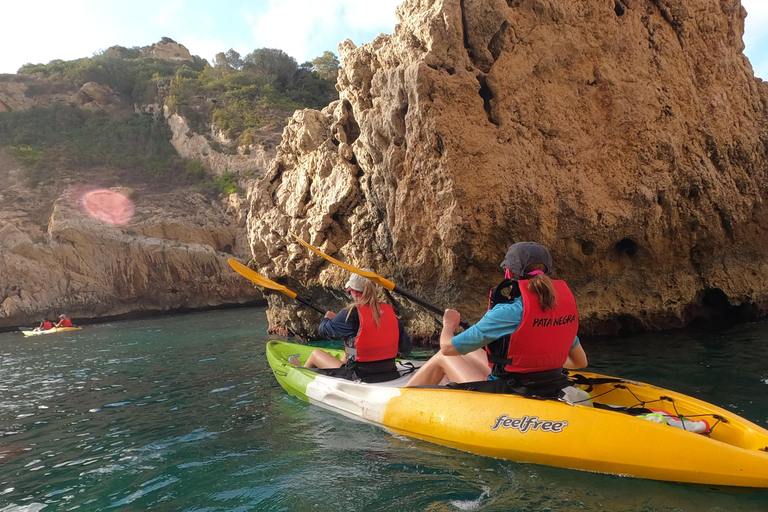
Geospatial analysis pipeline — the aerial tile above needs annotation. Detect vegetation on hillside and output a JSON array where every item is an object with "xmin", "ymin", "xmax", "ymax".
[
  {"xmin": 1, "ymin": 40, "xmax": 340, "ymax": 195},
  {"xmin": 0, "ymin": 104, "xmax": 183, "ymax": 186},
  {"xmin": 167, "ymin": 48, "xmax": 338, "ymax": 147}
]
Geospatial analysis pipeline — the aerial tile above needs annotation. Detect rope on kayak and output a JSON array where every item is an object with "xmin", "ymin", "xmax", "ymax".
[{"xmin": 575, "ymin": 379, "xmax": 724, "ymax": 434}]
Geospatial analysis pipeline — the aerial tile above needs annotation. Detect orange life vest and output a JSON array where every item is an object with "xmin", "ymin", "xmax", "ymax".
[
  {"xmin": 486, "ymin": 279, "xmax": 578, "ymax": 373},
  {"xmin": 59, "ymin": 318, "xmax": 72, "ymax": 327},
  {"xmin": 42, "ymin": 321, "xmax": 53, "ymax": 330},
  {"xmin": 353, "ymin": 304, "xmax": 400, "ymax": 362}
]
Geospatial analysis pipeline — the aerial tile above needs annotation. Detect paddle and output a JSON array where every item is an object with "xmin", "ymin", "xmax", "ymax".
[
  {"xmin": 292, "ymin": 234, "xmax": 469, "ymax": 329},
  {"xmin": 228, "ymin": 258, "xmax": 327, "ymax": 315}
]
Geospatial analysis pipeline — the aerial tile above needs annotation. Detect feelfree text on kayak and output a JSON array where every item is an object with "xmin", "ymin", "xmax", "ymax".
[{"xmin": 491, "ymin": 414, "xmax": 569, "ymax": 433}]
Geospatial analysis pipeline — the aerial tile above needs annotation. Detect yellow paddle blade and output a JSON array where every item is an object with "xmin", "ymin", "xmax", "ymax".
[
  {"xmin": 228, "ymin": 258, "xmax": 297, "ymax": 299},
  {"xmin": 292, "ymin": 234, "xmax": 395, "ymax": 290}
]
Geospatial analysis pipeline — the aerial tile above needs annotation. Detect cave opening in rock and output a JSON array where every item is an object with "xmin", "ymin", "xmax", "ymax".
[
  {"xmin": 684, "ymin": 287, "xmax": 755, "ymax": 328},
  {"xmin": 614, "ymin": 238, "xmax": 638, "ymax": 257},
  {"xmin": 477, "ymin": 76, "xmax": 498, "ymax": 125}
]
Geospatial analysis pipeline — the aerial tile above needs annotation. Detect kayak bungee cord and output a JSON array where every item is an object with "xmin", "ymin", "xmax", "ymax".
[
  {"xmin": 582, "ymin": 379, "xmax": 723, "ymax": 434},
  {"xmin": 292, "ymin": 234, "xmax": 470, "ymax": 329},
  {"xmin": 228, "ymin": 258, "xmax": 327, "ymax": 315}
]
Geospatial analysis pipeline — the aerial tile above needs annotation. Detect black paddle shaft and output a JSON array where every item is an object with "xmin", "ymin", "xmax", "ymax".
[
  {"xmin": 392, "ymin": 285, "xmax": 470, "ymax": 329},
  {"xmin": 295, "ymin": 296, "xmax": 327, "ymax": 315}
]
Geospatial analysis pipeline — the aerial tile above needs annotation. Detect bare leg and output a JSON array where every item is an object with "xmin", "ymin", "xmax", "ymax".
[
  {"xmin": 301, "ymin": 349, "xmax": 344, "ymax": 369},
  {"xmin": 407, "ymin": 351, "xmax": 488, "ymax": 387},
  {"xmin": 462, "ymin": 349, "xmax": 492, "ymax": 378}
]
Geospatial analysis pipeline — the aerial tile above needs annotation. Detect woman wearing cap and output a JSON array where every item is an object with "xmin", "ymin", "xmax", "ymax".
[
  {"xmin": 289, "ymin": 271, "xmax": 412, "ymax": 383},
  {"xmin": 55, "ymin": 314, "xmax": 73, "ymax": 328},
  {"xmin": 407, "ymin": 242, "xmax": 587, "ymax": 397}
]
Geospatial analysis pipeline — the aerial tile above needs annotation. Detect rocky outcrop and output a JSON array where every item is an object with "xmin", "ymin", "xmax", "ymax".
[
  {"xmin": 0, "ymin": 175, "xmax": 260, "ymax": 328},
  {"xmin": 166, "ymin": 111, "xmax": 274, "ymax": 176},
  {"xmin": 73, "ymin": 82, "xmax": 120, "ymax": 111},
  {"xmin": 0, "ymin": 77, "xmax": 123, "ymax": 113},
  {"xmin": 0, "ymin": 82, "xmax": 37, "ymax": 112},
  {"xmin": 246, "ymin": 0, "xmax": 768, "ymax": 339},
  {"xmin": 143, "ymin": 39, "xmax": 194, "ymax": 62}
]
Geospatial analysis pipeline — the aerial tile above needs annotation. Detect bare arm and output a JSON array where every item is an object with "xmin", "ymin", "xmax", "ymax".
[
  {"xmin": 564, "ymin": 343, "xmax": 588, "ymax": 369},
  {"xmin": 439, "ymin": 309, "xmax": 462, "ymax": 356}
]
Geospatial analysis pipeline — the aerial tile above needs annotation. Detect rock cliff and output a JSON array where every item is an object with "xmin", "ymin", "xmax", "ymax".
[
  {"xmin": 0, "ymin": 167, "xmax": 259, "ymax": 328},
  {"xmin": 0, "ymin": 37, "xmax": 279, "ymax": 328},
  {"xmin": 246, "ymin": 0, "xmax": 768, "ymax": 339},
  {"xmin": 166, "ymin": 111, "xmax": 275, "ymax": 176},
  {"xmin": 0, "ymin": 79, "xmax": 122, "ymax": 114}
]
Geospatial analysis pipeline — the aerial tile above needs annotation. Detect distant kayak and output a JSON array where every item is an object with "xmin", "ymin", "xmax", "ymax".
[
  {"xmin": 21, "ymin": 326, "xmax": 82, "ymax": 336},
  {"xmin": 267, "ymin": 340, "xmax": 768, "ymax": 489}
]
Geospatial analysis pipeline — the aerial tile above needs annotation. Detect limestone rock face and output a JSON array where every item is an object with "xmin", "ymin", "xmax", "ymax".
[
  {"xmin": 166, "ymin": 111, "xmax": 274, "ymax": 176},
  {"xmin": 0, "ymin": 177, "xmax": 259, "ymax": 328},
  {"xmin": 246, "ymin": 0, "xmax": 768, "ymax": 339},
  {"xmin": 0, "ymin": 82, "xmax": 37, "ymax": 112},
  {"xmin": 0, "ymin": 77, "xmax": 124, "ymax": 113},
  {"xmin": 144, "ymin": 40, "xmax": 193, "ymax": 62},
  {"xmin": 73, "ymin": 82, "xmax": 118, "ymax": 110}
]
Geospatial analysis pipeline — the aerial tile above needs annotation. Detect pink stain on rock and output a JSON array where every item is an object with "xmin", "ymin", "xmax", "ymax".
[{"xmin": 81, "ymin": 189, "xmax": 135, "ymax": 225}]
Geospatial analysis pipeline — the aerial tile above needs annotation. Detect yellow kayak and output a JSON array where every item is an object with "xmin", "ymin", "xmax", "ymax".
[
  {"xmin": 267, "ymin": 340, "xmax": 768, "ymax": 488},
  {"xmin": 21, "ymin": 326, "xmax": 82, "ymax": 336}
]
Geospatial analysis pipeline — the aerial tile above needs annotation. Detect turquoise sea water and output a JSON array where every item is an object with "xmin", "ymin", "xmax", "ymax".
[{"xmin": 1, "ymin": 307, "xmax": 767, "ymax": 511}]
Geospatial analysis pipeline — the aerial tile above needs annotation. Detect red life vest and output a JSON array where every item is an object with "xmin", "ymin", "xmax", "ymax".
[
  {"xmin": 42, "ymin": 321, "xmax": 53, "ymax": 330},
  {"xmin": 353, "ymin": 304, "xmax": 400, "ymax": 362},
  {"xmin": 59, "ymin": 318, "xmax": 72, "ymax": 327},
  {"xmin": 487, "ymin": 279, "xmax": 578, "ymax": 373}
]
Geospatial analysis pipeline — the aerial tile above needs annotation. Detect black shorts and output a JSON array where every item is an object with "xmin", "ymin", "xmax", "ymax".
[{"xmin": 315, "ymin": 358, "xmax": 400, "ymax": 384}]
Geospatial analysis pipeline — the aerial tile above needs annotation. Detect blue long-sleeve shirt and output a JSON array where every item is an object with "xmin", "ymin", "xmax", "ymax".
[
  {"xmin": 318, "ymin": 306, "xmax": 412, "ymax": 357},
  {"xmin": 451, "ymin": 296, "xmax": 580, "ymax": 354}
]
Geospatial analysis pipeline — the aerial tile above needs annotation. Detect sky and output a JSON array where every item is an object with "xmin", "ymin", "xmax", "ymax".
[{"xmin": 0, "ymin": 0, "xmax": 766, "ymax": 79}]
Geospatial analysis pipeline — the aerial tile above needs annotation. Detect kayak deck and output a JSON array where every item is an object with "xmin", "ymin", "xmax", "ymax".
[{"xmin": 266, "ymin": 340, "xmax": 768, "ymax": 488}]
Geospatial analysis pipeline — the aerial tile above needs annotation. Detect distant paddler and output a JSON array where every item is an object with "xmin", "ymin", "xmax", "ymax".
[
  {"xmin": 55, "ymin": 314, "xmax": 73, "ymax": 328},
  {"xmin": 33, "ymin": 318, "xmax": 54, "ymax": 332}
]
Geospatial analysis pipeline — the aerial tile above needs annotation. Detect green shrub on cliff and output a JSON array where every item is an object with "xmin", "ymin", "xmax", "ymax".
[
  {"xmin": 18, "ymin": 52, "xmax": 206, "ymax": 105},
  {"xmin": 167, "ymin": 48, "xmax": 338, "ymax": 144},
  {"xmin": 0, "ymin": 104, "xmax": 183, "ymax": 183}
]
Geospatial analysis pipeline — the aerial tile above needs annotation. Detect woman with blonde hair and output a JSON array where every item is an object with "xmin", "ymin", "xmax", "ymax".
[
  {"xmin": 407, "ymin": 242, "xmax": 587, "ymax": 397},
  {"xmin": 290, "ymin": 271, "xmax": 412, "ymax": 383}
]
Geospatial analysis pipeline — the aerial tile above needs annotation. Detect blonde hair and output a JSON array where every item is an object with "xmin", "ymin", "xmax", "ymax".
[
  {"xmin": 345, "ymin": 281, "xmax": 383, "ymax": 326},
  {"xmin": 525, "ymin": 263, "xmax": 557, "ymax": 311}
]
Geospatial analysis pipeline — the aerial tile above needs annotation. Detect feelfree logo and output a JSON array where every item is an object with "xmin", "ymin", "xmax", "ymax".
[{"xmin": 491, "ymin": 414, "xmax": 568, "ymax": 433}]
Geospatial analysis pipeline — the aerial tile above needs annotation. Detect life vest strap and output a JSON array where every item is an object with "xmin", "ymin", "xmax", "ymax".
[{"xmin": 487, "ymin": 354, "xmax": 514, "ymax": 365}]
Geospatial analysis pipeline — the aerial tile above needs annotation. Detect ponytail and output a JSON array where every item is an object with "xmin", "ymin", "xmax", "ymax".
[
  {"xmin": 346, "ymin": 281, "xmax": 382, "ymax": 326},
  {"xmin": 525, "ymin": 263, "xmax": 556, "ymax": 311}
]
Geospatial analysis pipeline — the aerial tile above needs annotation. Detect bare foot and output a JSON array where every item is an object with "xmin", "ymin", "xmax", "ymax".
[{"xmin": 288, "ymin": 355, "xmax": 301, "ymax": 367}]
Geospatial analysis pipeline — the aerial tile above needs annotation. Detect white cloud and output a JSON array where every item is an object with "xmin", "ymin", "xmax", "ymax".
[
  {"xmin": 741, "ymin": 0, "xmax": 768, "ymax": 79},
  {"xmin": 179, "ymin": 34, "xmax": 230, "ymax": 65},
  {"xmin": 0, "ymin": 0, "xmax": 102, "ymax": 72},
  {"xmin": 243, "ymin": 0, "xmax": 401, "ymax": 62},
  {"xmin": 156, "ymin": 0, "xmax": 187, "ymax": 30},
  {"xmin": 0, "ymin": 0, "xmax": 166, "ymax": 73}
]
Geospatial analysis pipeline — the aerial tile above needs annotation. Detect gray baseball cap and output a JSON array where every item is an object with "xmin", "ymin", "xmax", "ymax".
[{"xmin": 500, "ymin": 242, "xmax": 552, "ymax": 276}]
